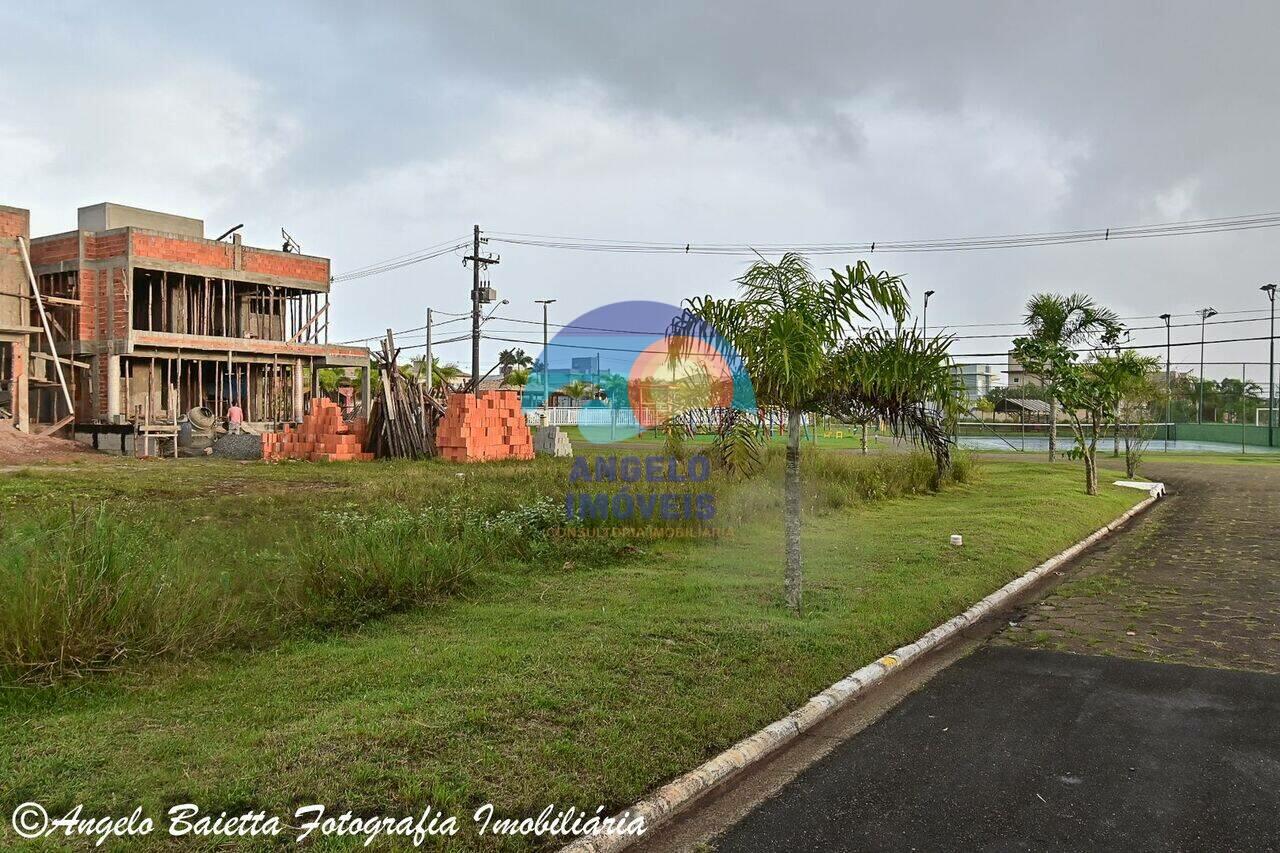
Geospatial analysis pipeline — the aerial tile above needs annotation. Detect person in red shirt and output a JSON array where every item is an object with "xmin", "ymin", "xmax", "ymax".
[{"xmin": 227, "ymin": 401, "xmax": 244, "ymax": 434}]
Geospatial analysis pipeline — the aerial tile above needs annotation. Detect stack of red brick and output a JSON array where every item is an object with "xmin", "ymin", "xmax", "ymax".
[
  {"xmin": 436, "ymin": 390, "xmax": 534, "ymax": 462},
  {"xmin": 261, "ymin": 398, "xmax": 373, "ymax": 462}
]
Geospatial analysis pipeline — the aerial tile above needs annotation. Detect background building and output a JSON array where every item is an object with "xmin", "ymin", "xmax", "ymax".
[
  {"xmin": 951, "ymin": 362, "xmax": 1002, "ymax": 401},
  {"xmin": 1, "ymin": 202, "xmax": 369, "ymax": 439}
]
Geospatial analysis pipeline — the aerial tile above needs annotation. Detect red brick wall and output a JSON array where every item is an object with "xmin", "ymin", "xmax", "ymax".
[
  {"xmin": 243, "ymin": 249, "xmax": 329, "ymax": 283},
  {"xmin": 131, "ymin": 233, "xmax": 235, "ymax": 268},
  {"xmin": 77, "ymin": 267, "xmax": 129, "ymax": 418},
  {"xmin": 79, "ymin": 268, "xmax": 98, "ymax": 341},
  {"xmin": 111, "ymin": 268, "xmax": 128, "ymax": 339},
  {"xmin": 29, "ymin": 233, "xmax": 79, "ymax": 265},
  {"xmin": 85, "ymin": 233, "xmax": 128, "ymax": 260},
  {"xmin": 0, "ymin": 207, "xmax": 29, "ymax": 239},
  {"xmin": 131, "ymin": 233, "xmax": 329, "ymax": 285}
]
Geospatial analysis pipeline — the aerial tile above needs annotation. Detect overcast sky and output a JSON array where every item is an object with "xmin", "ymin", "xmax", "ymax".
[{"xmin": 5, "ymin": 2, "xmax": 1279, "ymax": 380}]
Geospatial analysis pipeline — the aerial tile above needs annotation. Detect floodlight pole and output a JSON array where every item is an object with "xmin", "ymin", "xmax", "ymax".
[
  {"xmin": 1160, "ymin": 313, "xmax": 1171, "ymax": 451},
  {"xmin": 1263, "ymin": 285, "xmax": 1277, "ymax": 448},
  {"xmin": 1197, "ymin": 307, "xmax": 1216, "ymax": 424}
]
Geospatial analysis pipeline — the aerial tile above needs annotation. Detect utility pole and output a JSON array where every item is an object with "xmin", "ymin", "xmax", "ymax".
[
  {"xmin": 1197, "ymin": 307, "xmax": 1217, "ymax": 424},
  {"xmin": 1262, "ymin": 284, "xmax": 1277, "ymax": 448},
  {"xmin": 464, "ymin": 224, "xmax": 499, "ymax": 397},
  {"xmin": 1160, "ymin": 313, "xmax": 1171, "ymax": 451},
  {"xmin": 922, "ymin": 290, "xmax": 935, "ymax": 337},
  {"xmin": 424, "ymin": 306, "xmax": 433, "ymax": 395},
  {"xmin": 535, "ymin": 299, "xmax": 556, "ymax": 408}
]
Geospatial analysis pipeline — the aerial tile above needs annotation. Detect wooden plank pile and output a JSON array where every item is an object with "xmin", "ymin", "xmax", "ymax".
[
  {"xmin": 366, "ymin": 331, "xmax": 440, "ymax": 459},
  {"xmin": 262, "ymin": 398, "xmax": 372, "ymax": 461},
  {"xmin": 436, "ymin": 390, "xmax": 534, "ymax": 462}
]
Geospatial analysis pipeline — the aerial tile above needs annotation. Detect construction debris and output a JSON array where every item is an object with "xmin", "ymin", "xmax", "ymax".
[
  {"xmin": 366, "ymin": 331, "xmax": 438, "ymax": 459},
  {"xmin": 437, "ymin": 390, "xmax": 534, "ymax": 462},
  {"xmin": 261, "ymin": 398, "xmax": 371, "ymax": 462}
]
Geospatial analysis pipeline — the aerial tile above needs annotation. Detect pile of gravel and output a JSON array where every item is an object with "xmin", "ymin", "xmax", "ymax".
[{"xmin": 211, "ymin": 433, "xmax": 263, "ymax": 460}]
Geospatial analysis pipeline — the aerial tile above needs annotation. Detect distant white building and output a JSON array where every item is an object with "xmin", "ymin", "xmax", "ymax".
[
  {"xmin": 1006, "ymin": 350, "xmax": 1044, "ymax": 391},
  {"xmin": 951, "ymin": 362, "xmax": 1002, "ymax": 401}
]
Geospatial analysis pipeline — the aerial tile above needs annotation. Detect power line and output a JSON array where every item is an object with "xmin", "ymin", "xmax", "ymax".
[
  {"xmin": 479, "ymin": 331, "xmax": 1280, "ymax": 361},
  {"xmin": 330, "ymin": 238, "xmax": 470, "ymax": 283},
  {"xmin": 328, "ymin": 210, "xmax": 1280, "ymax": 285},
  {"xmin": 481, "ymin": 309, "xmax": 1273, "ymax": 343},
  {"xmin": 336, "ymin": 314, "xmax": 470, "ymax": 345},
  {"xmin": 487, "ymin": 211, "xmax": 1280, "ymax": 257}
]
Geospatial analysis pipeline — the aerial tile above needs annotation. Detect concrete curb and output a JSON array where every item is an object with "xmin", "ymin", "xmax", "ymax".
[{"xmin": 561, "ymin": 492, "xmax": 1162, "ymax": 853}]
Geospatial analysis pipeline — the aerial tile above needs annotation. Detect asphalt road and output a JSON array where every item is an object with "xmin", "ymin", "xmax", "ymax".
[
  {"xmin": 714, "ymin": 646, "xmax": 1280, "ymax": 852},
  {"xmin": 714, "ymin": 463, "xmax": 1280, "ymax": 852}
]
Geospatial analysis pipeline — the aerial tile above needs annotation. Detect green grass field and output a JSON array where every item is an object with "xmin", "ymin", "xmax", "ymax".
[{"xmin": 0, "ymin": 452, "xmax": 1143, "ymax": 850}]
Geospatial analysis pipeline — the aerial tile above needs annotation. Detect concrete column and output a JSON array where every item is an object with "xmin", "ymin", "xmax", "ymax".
[
  {"xmin": 106, "ymin": 354, "xmax": 121, "ymax": 422},
  {"xmin": 361, "ymin": 366, "xmax": 372, "ymax": 417},
  {"xmin": 292, "ymin": 358, "xmax": 304, "ymax": 422}
]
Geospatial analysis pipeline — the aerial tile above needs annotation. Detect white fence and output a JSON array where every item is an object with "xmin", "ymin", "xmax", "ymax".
[
  {"xmin": 524, "ymin": 406, "xmax": 800, "ymax": 433},
  {"xmin": 526, "ymin": 406, "xmax": 646, "ymax": 427}
]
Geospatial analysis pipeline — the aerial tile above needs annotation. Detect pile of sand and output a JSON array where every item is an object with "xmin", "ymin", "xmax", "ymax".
[{"xmin": 0, "ymin": 426, "xmax": 99, "ymax": 464}]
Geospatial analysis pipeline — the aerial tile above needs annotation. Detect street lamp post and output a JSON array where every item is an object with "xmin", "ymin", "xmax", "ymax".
[
  {"xmin": 922, "ymin": 290, "xmax": 935, "ymax": 337},
  {"xmin": 535, "ymin": 299, "xmax": 556, "ymax": 408},
  {"xmin": 1263, "ymin": 285, "xmax": 1277, "ymax": 448},
  {"xmin": 1197, "ymin": 307, "xmax": 1217, "ymax": 424},
  {"xmin": 1159, "ymin": 313, "xmax": 1171, "ymax": 451}
]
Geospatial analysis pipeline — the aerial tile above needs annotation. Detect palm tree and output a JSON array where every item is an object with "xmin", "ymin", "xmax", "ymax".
[
  {"xmin": 498, "ymin": 348, "xmax": 533, "ymax": 378},
  {"xmin": 558, "ymin": 379, "xmax": 595, "ymax": 406},
  {"xmin": 409, "ymin": 356, "xmax": 463, "ymax": 393},
  {"xmin": 597, "ymin": 371, "xmax": 631, "ymax": 439},
  {"xmin": 1021, "ymin": 293, "xmax": 1122, "ymax": 461},
  {"xmin": 669, "ymin": 253, "xmax": 959, "ymax": 613},
  {"xmin": 1216, "ymin": 377, "xmax": 1262, "ymax": 423},
  {"xmin": 504, "ymin": 367, "xmax": 531, "ymax": 388}
]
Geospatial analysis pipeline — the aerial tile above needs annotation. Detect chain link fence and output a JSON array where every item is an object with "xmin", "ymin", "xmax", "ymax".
[{"xmin": 951, "ymin": 355, "xmax": 1280, "ymax": 454}]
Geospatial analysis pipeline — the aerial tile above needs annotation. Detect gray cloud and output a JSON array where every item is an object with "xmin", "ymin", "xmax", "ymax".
[{"xmin": 5, "ymin": 1, "xmax": 1280, "ymax": 379}]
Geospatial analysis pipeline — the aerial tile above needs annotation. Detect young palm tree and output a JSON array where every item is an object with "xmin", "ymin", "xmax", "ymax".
[
  {"xmin": 504, "ymin": 367, "xmax": 531, "ymax": 388},
  {"xmin": 1021, "ymin": 293, "xmax": 1122, "ymax": 461},
  {"xmin": 669, "ymin": 253, "xmax": 957, "ymax": 613},
  {"xmin": 410, "ymin": 356, "xmax": 464, "ymax": 393}
]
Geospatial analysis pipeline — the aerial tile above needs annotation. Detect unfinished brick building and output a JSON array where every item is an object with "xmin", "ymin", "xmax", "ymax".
[{"xmin": 0, "ymin": 202, "xmax": 368, "ymax": 445}]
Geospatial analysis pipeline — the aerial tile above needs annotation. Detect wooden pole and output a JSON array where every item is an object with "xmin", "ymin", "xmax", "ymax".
[{"xmin": 16, "ymin": 237, "xmax": 73, "ymax": 413}]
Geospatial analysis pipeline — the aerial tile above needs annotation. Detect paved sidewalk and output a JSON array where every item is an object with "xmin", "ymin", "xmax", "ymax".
[
  {"xmin": 997, "ymin": 461, "xmax": 1280, "ymax": 673},
  {"xmin": 712, "ymin": 461, "xmax": 1280, "ymax": 852}
]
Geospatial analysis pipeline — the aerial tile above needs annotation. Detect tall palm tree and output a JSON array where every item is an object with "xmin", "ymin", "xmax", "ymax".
[
  {"xmin": 1021, "ymin": 293, "xmax": 1122, "ymax": 461},
  {"xmin": 597, "ymin": 371, "xmax": 631, "ymax": 439},
  {"xmin": 498, "ymin": 348, "xmax": 533, "ymax": 378},
  {"xmin": 669, "ymin": 253, "xmax": 958, "ymax": 613},
  {"xmin": 558, "ymin": 379, "xmax": 595, "ymax": 406}
]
